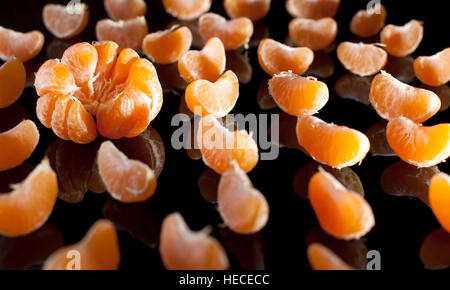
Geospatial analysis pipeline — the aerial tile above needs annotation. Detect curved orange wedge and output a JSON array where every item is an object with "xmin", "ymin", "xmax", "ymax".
[
  {"xmin": 350, "ymin": 3, "xmax": 386, "ymax": 38},
  {"xmin": 96, "ymin": 16, "xmax": 148, "ymax": 50},
  {"xmin": 43, "ymin": 3, "xmax": 89, "ymax": 39},
  {"xmin": 337, "ymin": 42, "xmax": 387, "ymax": 76},
  {"xmin": 414, "ymin": 48, "xmax": 450, "ymax": 87},
  {"xmin": 0, "ymin": 26, "xmax": 44, "ymax": 62},
  {"xmin": 104, "ymin": 0, "xmax": 146, "ymax": 20},
  {"xmin": 381, "ymin": 20, "xmax": 423, "ymax": 57},
  {"xmin": 0, "ymin": 59, "xmax": 26, "ymax": 109},
  {"xmin": 288, "ymin": 17, "xmax": 337, "ymax": 51},
  {"xmin": 162, "ymin": 0, "xmax": 211, "ymax": 20},
  {"xmin": 286, "ymin": 0, "xmax": 340, "ymax": 19},
  {"xmin": 224, "ymin": 0, "xmax": 271, "ymax": 21},
  {"xmin": 429, "ymin": 172, "xmax": 450, "ymax": 233},
  {"xmin": 307, "ymin": 243, "xmax": 355, "ymax": 270}
]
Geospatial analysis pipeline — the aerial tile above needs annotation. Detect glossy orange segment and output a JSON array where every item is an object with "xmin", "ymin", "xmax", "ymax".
[
  {"xmin": 337, "ymin": 42, "xmax": 387, "ymax": 76},
  {"xmin": 0, "ymin": 120, "xmax": 39, "ymax": 172},
  {"xmin": 296, "ymin": 115, "xmax": 370, "ymax": 169},
  {"xmin": 43, "ymin": 3, "xmax": 88, "ymax": 39},
  {"xmin": 162, "ymin": 0, "xmax": 211, "ymax": 20},
  {"xmin": 96, "ymin": 16, "xmax": 148, "ymax": 50},
  {"xmin": 159, "ymin": 212, "xmax": 229, "ymax": 270},
  {"xmin": 288, "ymin": 17, "xmax": 337, "ymax": 51},
  {"xmin": 308, "ymin": 170, "xmax": 375, "ymax": 240},
  {"xmin": 178, "ymin": 37, "xmax": 226, "ymax": 83},
  {"xmin": 199, "ymin": 13, "xmax": 253, "ymax": 50},
  {"xmin": 43, "ymin": 219, "xmax": 120, "ymax": 270},
  {"xmin": 381, "ymin": 20, "xmax": 423, "ymax": 57},
  {"xmin": 104, "ymin": 0, "xmax": 146, "ymax": 20},
  {"xmin": 386, "ymin": 117, "xmax": 450, "ymax": 167},
  {"xmin": 224, "ymin": 0, "xmax": 271, "ymax": 21},
  {"xmin": 0, "ymin": 26, "xmax": 44, "ymax": 62},
  {"xmin": 414, "ymin": 48, "xmax": 450, "ymax": 87},
  {"xmin": 369, "ymin": 71, "xmax": 441, "ymax": 123},
  {"xmin": 350, "ymin": 3, "xmax": 386, "ymax": 38},
  {"xmin": 420, "ymin": 228, "xmax": 450, "ymax": 269},
  {"xmin": 286, "ymin": 0, "xmax": 340, "ymax": 19},
  {"xmin": 98, "ymin": 141, "xmax": 157, "ymax": 203},
  {"xmin": 268, "ymin": 71, "xmax": 328, "ymax": 116},
  {"xmin": 197, "ymin": 116, "xmax": 259, "ymax": 174},
  {"xmin": 257, "ymin": 38, "xmax": 314, "ymax": 76},
  {"xmin": 429, "ymin": 173, "xmax": 450, "ymax": 233},
  {"xmin": 307, "ymin": 243, "xmax": 355, "ymax": 270},
  {"xmin": 218, "ymin": 160, "xmax": 269, "ymax": 234},
  {"xmin": 0, "ymin": 158, "xmax": 57, "ymax": 237},
  {"xmin": 142, "ymin": 26, "xmax": 193, "ymax": 64},
  {"xmin": 0, "ymin": 59, "xmax": 26, "ymax": 109},
  {"xmin": 185, "ymin": 70, "xmax": 239, "ymax": 118},
  {"xmin": 34, "ymin": 41, "xmax": 163, "ymax": 142}
]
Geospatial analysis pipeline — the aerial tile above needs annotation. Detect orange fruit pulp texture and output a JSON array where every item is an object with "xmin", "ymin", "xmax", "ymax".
[
  {"xmin": 43, "ymin": 219, "xmax": 120, "ymax": 270},
  {"xmin": 43, "ymin": 3, "xmax": 89, "ymax": 39},
  {"xmin": 197, "ymin": 115, "xmax": 259, "ymax": 175},
  {"xmin": 224, "ymin": 0, "xmax": 271, "ymax": 21},
  {"xmin": 0, "ymin": 26, "xmax": 44, "ymax": 62},
  {"xmin": 257, "ymin": 38, "xmax": 314, "ymax": 76},
  {"xmin": 386, "ymin": 117, "xmax": 450, "ymax": 167},
  {"xmin": 308, "ymin": 169, "xmax": 375, "ymax": 240},
  {"xmin": 218, "ymin": 160, "xmax": 269, "ymax": 234},
  {"xmin": 268, "ymin": 71, "xmax": 329, "ymax": 116},
  {"xmin": 198, "ymin": 13, "xmax": 253, "ymax": 51},
  {"xmin": 178, "ymin": 37, "xmax": 226, "ymax": 83},
  {"xmin": 381, "ymin": 19, "xmax": 423, "ymax": 57},
  {"xmin": 97, "ymin": 141, "xmax": 157, "ymax": 203},
  {"xmin": 159, "ymin": 212, "xmax": 229, "ymax": 270},
  {"xmin": 104, "ymin": 0, "xmax": 146, "ymax": 20},
  {"xmin": 162, "ymin": 0, "xmax": 212, "ymax": 20},
  {"xmin": 96, "ymin": 16, "xmax": 148, "ymax": 50},
  {"xmin": 286, "ymin": 0, "xmax": 340, "ymax": 19},
  {"xmin": 337, "ymin": 42, "xmax": 388, "ymax": 77},
  {"xmin": 349, "ymin": 3, "xmax": 386, "ymax": 38},
  {"xmin": 0, "ymin": 120, "xmax": 39, "ymax": 172},
  {"xmin": 420, "ymin": 228, "xmax": 450, "ymax": 269},
  {"xmin": 429, "ymin": 172, "xmax": 450, "ymax": 233},
  {"xmin": 296, "ymin": 115, "xmax": 370, "ymax": 169},
  {"xmin": 185, "ymin": 70, "xmax": 239, "ymax": 118},
  {"xmin": 369, "ymin": 71, "xmax": 441, "ymax": 123},
  {"xmin": 142, "ymin": 26, "xmax": 193, "ymax": 64},
  {"xmin": 288, "ymin": 17, "xmax": 337, "ymax": 51},
  {"xmin": 307, "ymin": 243, "xmax": 355, "ymax": 270},
  {"xmin": 34, "ymin": 41, "xmax": 163, "ymax": 143},
  {"xmin": 414, "ymin": 47, "xmax": 450, "ymax": 87},
  {"xmin": 0, "ymin": 158, "xmax": 57, "ymax": 237},
  {"xmin": 0, "ymin": 59, "xmax": 26, "ymax": 109}
]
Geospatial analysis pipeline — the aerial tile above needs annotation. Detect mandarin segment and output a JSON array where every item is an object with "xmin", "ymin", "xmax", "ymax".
[
  {"xmin": 350, "ymin": 3, "xmax": 386, "ymax": 38},
  {"xmin": 104, "ymin": 0, "xmax": 146, "ymax": 20},
  {"xmin": 159, "ymin": 212, "xmax": 229, "ymax": 270},
  {"xmin": 0, "ymin": 59, "xmax": 26, "ymax": 109},
  {"xmin": 296, "ymin": 116, "xmax": 370, "ymax": 169},
  {"xmin": 288, "ymin": 18, "xmax": 337, "ymax": 51},
  {"xmin": 268, "ymin": 71, "xmax": 329, "ymax": 116},
  {"xmin": 0, "ymin": 158, "xmax": 57, "ymax": 237},
  {"xmin": 96, "ymin": 16, "xmax": 148, "ymax": 50},
  {"xmin": 337, "ymin": 42, "xmax": 387, "ymax": 76},
  {"xmin": 308, "ymin": 170, "xmax": 375, "ymax": 240},
  {"xmin": 43, "ymin": 219, "xmax": 120, "ymax": 270},
  {"xmin": 162, "ymin": 0, "xmax": 212, "ymax": 20},
  {"xmin": 43, "ymin": 3, "xmax": 89, "ymax": 39},
  {"xmin": 199, "ymin": 13, "xmax": 253, "ymax": 51},
  {"xmin": 386, "ymin": 117, "xmax": 450, "ymax": 167},
  {"xmin": 381, "ymin": 20, "xmax": 424, "ymax": 57},
  {"xmin": 286, "ymin": 0, "xmax": 340, "ymax": 19},
  {"xmin": 429, "ymin": 173, "xmax": 450, "ymax": 233},
  {"xmin": 369, "ymin": 71, "xmax": 441, "ymax": 123},
  {"xmin": 224, "ymin": 0, "xmax": 271, "ymax": 21},
  {"xmin": 218, "ymin": 161, "xmax": 269, "ymax": 234},
  {"xmin": 257, "ymin": 38, "xmax": 314, "ymax": 76},
  {"xmin": 0, "ymin": 26, "xmax": 44, "ymax": 62},
  {"xmin": 307, "ymin": 243, "xmax": 355, "ymax": 270},
  {"xmin": 414, "ymin": 48, "xmax": 450, "ymax": 87}
]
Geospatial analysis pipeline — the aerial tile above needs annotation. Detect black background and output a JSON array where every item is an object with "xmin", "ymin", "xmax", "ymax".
[{"xmin": 0, "ymin": 0, "xmax": 449, "ymax": 272}]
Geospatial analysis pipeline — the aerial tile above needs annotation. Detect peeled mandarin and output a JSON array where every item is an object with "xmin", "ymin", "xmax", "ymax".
[
  {"xmin": 0, "ymin": 26, "xmax": 44, "ymax": 62},
  {"xmin": 43, "ymin": 3, "xmax": 89, "ymax": 39},
  {"xmin": 104, "ymin": 0, "xmax": 146, "ymax": 20},
  {"xmin": 288, "ymin": 17, "xmax": 337, "ymax": 51},
  {"xmin": 350, "ymin": 3, "xmax": 386, "ymax": 38},
  {"xmin": 414, "ymin": 48, "xmax": 450, "ymax": 87},
  {"xmin": 429, "ymin": 173, "xmax": 450, "ymax": 233},
  {"xmin": 286, "ymin": 0, "xmax": 340, "ymax": 19},
  {"xmin": 0, "ymin": 59, "xmax": 26, "ymax": 109},
  {"xmin": 381, "ymin": 20, "xmax": 424, "ymax": 57},
  {"xmin": 337, "ymin": 42, "xmax": 388, "ymax": 77},
  {"xmin": 96, "ymin": 16, "xmax": 148, "ymax": 50},
  {"xmin": 224, "ymin": 0, "xmax": 271, "ymax": 21},
  {"xmin": 162, "ymin": 0, "xmax": 212, "ymax": 20}
]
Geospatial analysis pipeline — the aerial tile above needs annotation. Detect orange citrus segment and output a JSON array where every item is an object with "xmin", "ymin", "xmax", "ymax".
[
  {"xmin": 0, "ymin": 158, "xmax": 57, "ymax": 237},
  {"xmin": 224, "ymin": 0, "xmax": 271, "ymax": 21},
  {"xmin": 142, "ymin": 26, "xmax": 193, "ymax": 64},
  {"xmin": 0, "ymin": 26, "xmax": 44, "ymax": 62},
  {"xmin": 350, "ymin": 3, "xmax": 386, "ymax": 38},
  {"xmin": 386, "ymin": 117, "xmax": 450, "ymax": 167},
  {"xmin": 162, "ymin": 0, "xmax": 212, "ymax": 20},
  {"xmin": 337, "ymin": 42, "xmax": 387, "ymax": 76},
  {"xmin": 111, "ymin": 48, "xmax": 140, "ymax": 84},
  {"xmin": 307, "ymin": 243, "xmax": 355, "ymax": 270},
  {"xmin": 43, "ymin": 3, "xmax": 89, "ymax": 39},
  {"xmin": 104, "ymin": 0, "xmax": 146, "ymax": 20},
  {"xmin": 288, "ymin": 17, "xmax": 337, "ymax": 51},
  {"xmin": 97, "ymin": 141, "xmax": 157, "ymax": 203},
  {"xmin": 0, "ymin": 59, "xmax": 26, "ymax": 109},
  {"xmin": 268, "ymin": 71, "xmax": 329, "ymax": 116},
  {"xmin": 381, "ymin": 20, "xmax": 424, "ymax": 57},
  {"xmin": 96, "ymin": 16, "xmax": 148, "ymax": 50},
  {"xmin": 369, "ymin": 71, "xmax": 441, "ymax": 123},
  {"xmin": 429, "ymin": 173, "xmax": 450, "ymax": 233},
  {"xmin": 257, "ymin": 38, "xmax": 314, "ymax": 76},
  {"xmin": 296, "ymin": 115, "xmax": 370, "ymax": 169},
  {"xmin": 414, "ymin": 48, "xmax": 450, "ymax": 87},
  {"xmin": 308, "ymin": 170, "xmax": 375, "ymax": 240},
  {"xmin": 34, "ymin": 59, "xmax": 77, "ymax": 97},
  {"xmin": 159, "ymin": 212, "xmax": 229, "ymax": 270},
  {"xmin": 185, "ymin": 70, "xmax": 239, "ymax": 118},
  {"xmin": 43, "ymin": 219, "xmax": 120, "ymax": 270},
  {"xmin": 218, "ymin": 160, "xmax": 269, "ymax": 234},
  {"xmin": 198, "ymin": 13, "xmax": 253, "ymax": 50},
  {"xmin": 286, "ymin": 0, "xmax": 340, "ymax": 19},
  {"xmin": 178, "ymin": 37, "xmax": 226, "ymax": 83}
]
